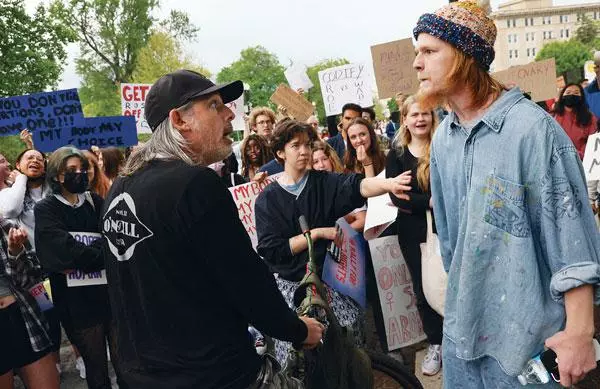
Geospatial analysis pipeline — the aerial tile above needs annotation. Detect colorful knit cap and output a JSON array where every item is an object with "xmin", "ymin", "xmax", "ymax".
[{"xmin": 413, "ymin": 1, "xmax": 497, "ymax": 70}]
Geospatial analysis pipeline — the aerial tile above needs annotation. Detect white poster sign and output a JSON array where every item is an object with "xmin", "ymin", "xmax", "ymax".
[
  {"xmin": 584, "ymin": 60, "xmax": 596, "ymax": 83},
  {"xmin": 284, "ymin": 65, "xmax": 314, "ymax": 91},
  {"xmin": 121, "ymin": 83, "xmax": 152, "ymax": 134},
  {"xmin": 583, "ymin": 133, "xmax": 600, "ymax": 181},
  {"xmin": 66, "ymin": 232, "xmax": 107, "ymax": 287},
  {"xmin": 318, "ymin": 63, "xmax": 373, "ymax": 116},
  {"xmin": 364, "ymin": 170, "xmax": 397, "ymax": 240},
  {"xmin": 226, "ymin": 94, "xmax": 245, "ymax": 132},
  {"xmin": 369, "ymin": 235, "xmax": 426, "ymax": 351}
]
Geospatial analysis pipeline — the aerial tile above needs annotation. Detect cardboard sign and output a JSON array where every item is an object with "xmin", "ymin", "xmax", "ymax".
[
  {"xmin": 369, "ymin": 235, "xmax": 426, "ymax": 351},
  {"xmin": 364, "ymin": 170, "xmax": 397, "ymax": 240},
  {"xmin": 229, "ymin": 174, "xmax": 281, "ymax": 249},
  {"xmin": 583, "ymin": 133, "xmax": 600, "ymax": 181},
  {"xmin": 33, "ymin": 116, "xmax": 138, "ymax": 152},
  {"xmin": 29, "ymin": 282, "xmax": 53, "ymax": 311},
  {"xmin": 226, "ymin": 94, "xmax": 246, "ymax": 132},
  {"xmin": 270, "ymin": 84, "xmax": 314, "ymax": 122},
  {"xmin": 66, "ymin": 232, "xmax": 107, "ymax": 287},
  {"xmin": 492, "ymin": 58, "xmax": 557, "ymax": 101},
  {"xmin": 322, "ymin": 218, "xmax": 367, "ymax": 308},
  {"xmin": 318, "ymin": 63, "xmax": 373, "ymax": 116},
  {"xmin": 0, "ymin": 89, "xmax": 83, "ymax": 137},
  {"xmin": 284, "ymin": 65, "xmax": 314, "ymax": 91},
  {"xmin": 371, "ymin": 39, "xmax": 419, "ymax": 99},
  {"xmin": 121, "ymin": 83, "xmax": 152, "ymax": 134}
]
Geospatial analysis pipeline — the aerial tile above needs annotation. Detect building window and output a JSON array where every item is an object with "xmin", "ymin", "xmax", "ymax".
[
  {"xmin": 507, "ymin": 19, "xmax": 511, "ymax": 28},
  {"xmin": 513, "ymin": 34, "xmax": 518, "ymax": 43},
  {"xmin": 515, "ymin": 50, "xmax": 519, "ymax": 58},
  {"xmin": 527, "ymin": 48, "xmax": 530, "ymax": 57},
  {"xmin": 512, "ymin": 19, "xmax": 517, "ymax": 27},
  {"xmin": 509, "ymin": 50, "xmax": 513, "ymax": 59},
  {"xmin": 530, "ymin": 18, "xmax": 534, "ymax": 25},
  {"xmin": 508, "ymin": 35, "xmax": 511, "ymax": 43},
  {"xmin": 543, "ymin": 16, "xmax": 552, "ymax": 24},
  {"xmin": 548, "ymin": 31, "xmax": 553, "ymax": 39},
  {"xmin": 565, "ymin": 29, "xmax": 569, "ymax": 38},
  {"xmin": 532, "ymin": 48, "xmax": 536, "ymax": 56},
  {"xmin": 560, "ymin": 15, "xmax": 569, "ymax": 23},
  {"xmin": 525, "ymin": 18, "xmax": 528, "ymax": 26},
  {"xmin": 531, "ymin": 32, "xmax": 535, "ymax": 41},
  {"xmin": 526, "ymin": 33, "xmax": 529, "ymax": 42},
  {"xmin": 543, "ymin": 31, "xmax": 547, "ymax": 39}
]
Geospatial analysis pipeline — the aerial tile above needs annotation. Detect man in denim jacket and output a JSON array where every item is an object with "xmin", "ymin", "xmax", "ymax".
[{"xmin": 413, "ymin": 1, "xmax": 600, "ymax": 387}]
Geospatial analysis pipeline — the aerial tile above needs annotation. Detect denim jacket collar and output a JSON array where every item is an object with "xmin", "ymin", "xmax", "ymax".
[{"xmin": 448, "ymin": 87, "xmax": 525, "ymax": 135}]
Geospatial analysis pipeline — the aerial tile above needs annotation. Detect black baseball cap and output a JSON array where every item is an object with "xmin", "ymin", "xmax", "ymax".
[{"xmin": 145, "ymin": 69, "xmax": 244, "ymax": 131}]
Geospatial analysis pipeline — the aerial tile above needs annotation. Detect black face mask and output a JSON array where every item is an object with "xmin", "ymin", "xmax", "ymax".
[
  {"xmin": 562, "ymin": 95, "xmax": 582, "ymax": 108},
  {"xmin": 62, "ymin": 171, "xmax": 88, "ymax": 194}
]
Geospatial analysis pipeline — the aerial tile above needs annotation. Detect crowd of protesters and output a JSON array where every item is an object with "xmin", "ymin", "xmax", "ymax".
[{"xmin": 2, "ymin": 1, "xmax": 600, "ymax": 389}]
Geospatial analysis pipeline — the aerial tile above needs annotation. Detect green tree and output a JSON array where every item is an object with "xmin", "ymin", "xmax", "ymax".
[
  {"xmin": 217, "ymin": 46, "xmax": 286, "ymax": 109},
  {"xmin": 57, "ymin": 0, "xmax": 198, "ymax": 116},
  {"xmin": 132, "ymin": 31, "xmax": 210, "ymax": 84},
  {"xmin": 305, "ymin": 58, "xmax": 350, "ymax": 124},
  {"xmin": 536, "ymin": 39, "xmax": 592, "ymax": 75},
  {"xmin": 575, "ymin": 13, "xmax": 600, "ymax": 49},
  {"xmin": 0, "ymin": 0, "xmax": 75, "ymax": 96},
  {"xmin": 387, "ymin": 98, "xmax": 399, "ymax": 114}
]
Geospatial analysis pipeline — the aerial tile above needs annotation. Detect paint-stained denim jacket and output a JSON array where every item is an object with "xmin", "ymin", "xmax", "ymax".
[{"xmin": 431, "ymin": 87, "xmax": 600, "ymax": 376}]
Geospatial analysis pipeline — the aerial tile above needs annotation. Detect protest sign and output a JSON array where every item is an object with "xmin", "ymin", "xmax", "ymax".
[
  {"xmin": 270, "ymin": 84, "xmax": 314, "ymax": 122},
  {"xmin": 29, "ymin": 282, "xmax": 53, "ymax": 311},
  {"xmin": 364, "ymin": 170, "xmax": 397, "ymax": 240},
  {"xmin": 226, "ymin": 94, "xmax": 246, "ymax": 131},
  {"xmin": 66, "ymin": 232, "xmax": 107, "ymax": 287},
  {"xmin": 229, "ymin": 174, "xmax": 281, "ymax": 249},
  {"xmin": 583, "ymin": 133, "xmax": 600, "ymax": 181},
  {"xmin": 492, "ymin": 58, "xmax": 557, "ymax": 101},
  {"xmin": 284, "ymin": 65, "xmax": 314, "ymax": 91},
  {"xmin": 121, "ymin": 83, "xmax": 152, "ymax": 134},
  {"xmin": 584, "ymin": 60, "xmax": 596, "ymax": 83},
  {"xmin": 318, "ymin": 63, "xmax": 373, "ymax": 116},
  {"xmin": 34, "ymin": 116, "xmax": 138, "ymax": 152},
  {"xmin": 369, "ymin": 235, "xmax": 426, "ymax": 351},
  {"xmin": 371, "ymin": 38, "xmax": 419, "ymax": 99},
  {"xmin": 322, "ymin": 218, "xmax": 367, "ymax": 308},
  {"xmin": 0, "ymin": 89, "xmax": 83, "ymax": 137}
]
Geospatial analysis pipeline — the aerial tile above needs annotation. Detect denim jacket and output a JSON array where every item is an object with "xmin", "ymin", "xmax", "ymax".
[{"xmin": 431, "ymin": 87, "xmax": 600, "ymax": 376}]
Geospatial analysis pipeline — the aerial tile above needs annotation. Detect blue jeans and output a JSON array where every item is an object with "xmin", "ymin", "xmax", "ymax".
[{"xmin": 443, "ymin": 337, "xmax": 562, "ymax": 388}]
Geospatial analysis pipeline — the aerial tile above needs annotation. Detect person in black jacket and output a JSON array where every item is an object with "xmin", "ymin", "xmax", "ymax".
[
  {"xmin": 34, "ymin": 147, "xmax": 127, "ymax": 389},
  {"xmin": 386, "ymin": 96, "xmax": 444, "ymax": 376}
]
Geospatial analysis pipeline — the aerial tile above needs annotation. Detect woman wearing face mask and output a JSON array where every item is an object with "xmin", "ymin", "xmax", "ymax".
[
  {"xmin": 34, "ymin": 147, "xmax": 127, "ymax": 389},
  {"xmin": 385, "ymin": 96, "xmax": 444, "ymax": 376},
  {"xmin": 344, "ymin": 118, "xmax": 386, "ymax": 177},
  {"xmin": 0, "ymin": 149, "xmax": 49, "ymax": 246},
  {"xmin": 552, "ymin": 83, "xmax": 598, "ymax": 159}
]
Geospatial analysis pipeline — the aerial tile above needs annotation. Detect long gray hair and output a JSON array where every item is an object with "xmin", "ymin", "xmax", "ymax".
[{"xmin": 122, "ymin": 102, "xmax": 196, "ymax": 176}]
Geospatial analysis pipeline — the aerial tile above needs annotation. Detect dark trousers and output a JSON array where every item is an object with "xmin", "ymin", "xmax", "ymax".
[
  {"xmin": 69, "ymin": 319, "xmax": 128, "ymax": 389},
  {"xmin": 397, "ymin": 236, "xmax": 444, "ymax": 345}
]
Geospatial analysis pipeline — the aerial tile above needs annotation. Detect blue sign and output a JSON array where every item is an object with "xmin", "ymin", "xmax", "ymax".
[
  {"xmin": 322, "ymin": 218, "xmax": 367, "ymax": 308},
  {"xmin": 0, "ymin": 89, "xmax": 83, "ymax": 136},
  {"xmin": 33, "ymin": 116, "xmax": 138, "ymax": 152}
]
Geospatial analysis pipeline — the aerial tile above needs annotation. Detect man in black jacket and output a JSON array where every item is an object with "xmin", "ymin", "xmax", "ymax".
[{"xmin": 101, "ymin": 70, "xmax": 323, "ymax": 389}]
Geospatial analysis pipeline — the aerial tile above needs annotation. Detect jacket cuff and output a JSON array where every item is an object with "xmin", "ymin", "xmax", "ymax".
[{"xmin": 550, "ymin": 262, "xmax": 600, "ymax": 304}]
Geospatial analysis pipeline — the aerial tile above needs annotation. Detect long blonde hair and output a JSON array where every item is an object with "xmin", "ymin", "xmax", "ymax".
[
  {"xmin": 312, "ymin": 140, "xmax": 344, "ymax": 173},
  {"xmin": 394, "ymin": 96, "xmax": 437, "ymax": 192}
]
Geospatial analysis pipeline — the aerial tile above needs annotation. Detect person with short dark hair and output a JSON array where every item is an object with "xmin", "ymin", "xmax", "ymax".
[
  {"xmin": 327, "ymin": 103, "xmax": 362, "ymax": 159},
  {"xmin": 361, "ymin": 107, "xmax": 376, "ymax": 123},
  {"xmin": 255, "ymin": 119, "xmax": 412, "ymax": 368},
  {"xmin": 101, "ymin": 70, "xmax": 324, "ymax": 389}
]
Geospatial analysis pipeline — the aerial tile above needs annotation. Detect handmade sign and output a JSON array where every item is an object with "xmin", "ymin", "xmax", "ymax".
[
  {"xmin": 322, "ymin": 218, "xmax": 367, "ymax": 308},
  {"xmin": 33, "ymin": 116, "xmax": 138, "ymax": 152},
  {"xmin": 492, "ymin": 58, "xmax": 557, "ymax": 101},
  {"xmin": 284, "ymin": 65, "xmax": 314, "ymax": 91},
  {"xmin": 371, "ymin": 38, "xmax": 419, "ymax": 99},
  {"xmin": 29, "ymin": 282, "xmax": 53, "ymax": 311},
  {"xmin": 270, "ymin": 84, "xmax": 314, "ymax": 122},
  {"xmin": 583, "ymin": 133, "xmax": 600, "ymax": 181},
  {"xmin": 0, "ymin": 89, "xmax": 83, "ymax": 137},
  {"xmin": 121, "ymin": 83, "xmax": 152, "ymax": 134},
  {"xmin": 229, "ymin": 174, "xmax": 281, "ymax": 249},
  {"xmin": 364, "ymin": 170, "xmax": 397, "ymax": 240},
  {"xmin": 226, "ymin": 94, "xmax": 246, "ymax": 132},
  {"xmin": 66, "ymin": 232, "xmax": 107, "ymax": 287},
  {"xmin": 584, "ymin": 60, "xmax": 596, "ymax": 83},
  {"xmin": 318, "ymin": 63, "xmax": 373, "ymax": 116},
  {"xmin": 369, "ymin": 235, "xmax": 426, "ymax": 351}
]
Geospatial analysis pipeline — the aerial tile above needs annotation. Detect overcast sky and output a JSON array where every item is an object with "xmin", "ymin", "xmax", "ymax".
[{"xmin": 24, "ymin": 0, "xmax": 600, "ymax": 89}]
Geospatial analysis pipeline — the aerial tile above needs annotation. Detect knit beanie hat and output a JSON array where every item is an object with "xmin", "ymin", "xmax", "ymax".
[{"xmin": 413, "ymin": 1, "xmax": 497, "ymax": 71}]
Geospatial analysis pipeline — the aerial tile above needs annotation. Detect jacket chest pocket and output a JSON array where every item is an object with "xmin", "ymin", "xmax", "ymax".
[{"xmin": 483, "ymin": 174, "xmax": 531, "ymax": 238}]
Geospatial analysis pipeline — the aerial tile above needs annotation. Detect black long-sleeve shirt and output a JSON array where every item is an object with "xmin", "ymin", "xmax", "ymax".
[
  {"xmin": 101, "ymin": 160, "xmax": 307, "ymax": 389},
  {"xmin": 255, "ymin": 170, "xmax": 365, "ymax": 281},
  {"xmin": 386, "ymin": 147, "xmax": 433, "ymax": 243},
  {"xmin": 34, "ymin": 193, "xmax": 110, "ymax": 329}
]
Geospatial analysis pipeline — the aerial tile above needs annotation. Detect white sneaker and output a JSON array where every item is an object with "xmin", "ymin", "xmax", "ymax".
[
  {"xmin": 75, "ymin": 357, "xmax": 86, "ymax": 380},
  {"xmin": 422, "ymin": 344, "xmax": 442, "ymax": 376}
]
